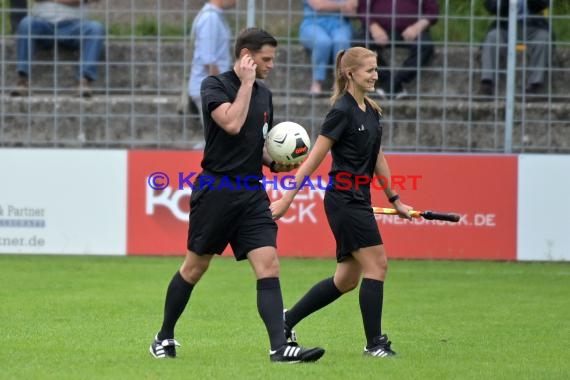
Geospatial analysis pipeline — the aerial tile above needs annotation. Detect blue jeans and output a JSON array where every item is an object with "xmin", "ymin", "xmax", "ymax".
[
  {"xmin": 299, "ymin": 17, "xmax": 352, "ymax": 82},
  {"xmin": 16, "ymin": 16, "xmax": 105, "ymax": 81}
]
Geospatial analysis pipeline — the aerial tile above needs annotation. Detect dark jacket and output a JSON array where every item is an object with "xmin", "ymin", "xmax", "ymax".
[{"xmin": 485, "ymin": 0, "xmax": 550, "ymax": 30}]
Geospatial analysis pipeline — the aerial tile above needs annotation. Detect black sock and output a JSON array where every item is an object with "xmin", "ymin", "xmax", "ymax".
[
  {"xmin": 286, "ymin": 277, "xmax": 343, "ymax": 328},
  {"xmin": 157, "ymin": 271, "xmax": 194, "ymax": 340},
  {"xmin": 359, "ymin": 278, "xmax": 384, "ymax": 348},
  {"xmin": 257, "ymin": 277, "xmax": 287, "ymax": 350}
]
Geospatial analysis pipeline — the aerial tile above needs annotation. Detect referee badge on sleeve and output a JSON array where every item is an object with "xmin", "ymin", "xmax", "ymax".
[{"xmin": 262, "ymin": 122, "xmax": 269, "ymax": 138}]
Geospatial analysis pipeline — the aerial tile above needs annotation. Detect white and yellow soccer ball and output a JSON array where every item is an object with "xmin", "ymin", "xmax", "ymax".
[{"xmin": 266, "ymin": 121, "xmax": 311, "ymax": 164}]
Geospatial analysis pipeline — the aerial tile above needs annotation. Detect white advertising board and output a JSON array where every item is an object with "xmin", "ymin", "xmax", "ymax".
[
  {"xmin": 0, "ymin": 149, "xmax": 127, "ymax": 255},
  {"xmin": 517, "ymin": 155, "xmax": 570, "ymax": 261}
]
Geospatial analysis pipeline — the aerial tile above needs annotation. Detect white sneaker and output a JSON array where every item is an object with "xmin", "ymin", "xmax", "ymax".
[
  {"xmin": 363, "ymin": 334, "xmax": 396, "ymax": 357},
  {"xmin": 191, "ymin": 140, "xmax": 206, "ymax": 150},
  {"xmin": 375, "ymin": 88, "xmax": 388, "ymax": 100},
  {"xmin": 394, "ymin": 89, "xmax": 408, "ymax": 100},
  {"xmin": 149, "ymin": 334, "xmax": 180, "ymax": 358}
]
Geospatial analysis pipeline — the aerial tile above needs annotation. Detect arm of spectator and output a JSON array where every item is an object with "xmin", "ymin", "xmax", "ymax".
[
  {"xmin": 528, "ymin": 0, "xmax": 550, "ymax": 14},
  {"xmin": 369, "ymin": 22, "xmax": 389, "ymax": 46},
  {"xmin": 340, "ymin": 0, "xmax": 358, "ymax": 16},
  {"xmin": 54, "ymin": 0, "xmax": 94, "ymax": 5},
  {"xmin": 401, "ymin": 18, "xmax": 431, "ymax": 42},
  {"xmin": 484, "ymin": 0, "xmax": 503, "ymax": 15},
  {"xmin": 55, "ymin": 0, "xmax": 100, "ymax": 5},
  {"xmin": 206, "ymin": 64, "xmax": 221, "ymax": 76},
  {"xmin": 308, "ymin": 0, "xmax": 353, "ymax": 13},
  {"xmin": 53, "ymin": 0, "xmax": 80, "ymax": 4},
  {"xmin": 422, "ymin": 0, "xmax": 440, "ymax": 27}
]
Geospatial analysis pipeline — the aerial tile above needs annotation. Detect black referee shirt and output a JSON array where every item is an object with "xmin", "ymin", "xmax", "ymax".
[
  {"xmin": 200, "ymin": 70, "xmax": 273, "ymax": 179},
  {"xmin": 320, "ymin": 92, "xmax": 383, "ymax": 186}
]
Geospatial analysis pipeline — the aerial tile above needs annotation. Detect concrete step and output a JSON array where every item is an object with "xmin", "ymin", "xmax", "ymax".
[
  {"xmin": 2, "ymin": 95, "xmax": 568, "ymax": 152},
  {"xmin": 1, "ymin": 39, "xmax": 569, "ymax": 99}
]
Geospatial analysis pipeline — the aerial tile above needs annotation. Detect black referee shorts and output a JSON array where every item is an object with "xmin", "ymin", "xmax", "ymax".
[
  {"xmin": 324, "ymin": 188, "xmax": 382, "ymax": 262},
  {"xmin": 187, "ymin": 177, "xmax": 277, "ymax": 261}
]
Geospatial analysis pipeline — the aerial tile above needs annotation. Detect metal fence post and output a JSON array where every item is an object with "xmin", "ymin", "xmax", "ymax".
[
  {"xmin": 504, "ymin": 0, "xmax": 519, "ymax": 153},
  {"xmin": 247, "ymin": 0, "xmax": 256, "ymax": 27}
]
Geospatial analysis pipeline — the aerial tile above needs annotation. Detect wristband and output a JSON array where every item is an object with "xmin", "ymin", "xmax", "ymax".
[
  {"xmin": 388, "ymin": 194, "xmax": 400, "ymax": 203},
  {"xmin": 269, "ymin": 160, "xmax": 278, "ymax": 173}
]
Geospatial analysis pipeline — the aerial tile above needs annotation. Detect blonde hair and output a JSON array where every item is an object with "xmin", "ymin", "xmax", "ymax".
[{"xmin": 330, "ymin": 47, "xmax": 382, "ymax": 115}]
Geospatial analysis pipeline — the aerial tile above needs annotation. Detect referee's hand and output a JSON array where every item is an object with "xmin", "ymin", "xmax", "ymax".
[
  {"xmin": 270, "ymin": 198, "xmax": 292, "ymax": 220},
  {"xmin": 393, "ymin": 200, "xmax": 413, "ymax": 220},
  {"xmin": 271, "ymin": 161, "xmax": 300, "ymax": 173}
]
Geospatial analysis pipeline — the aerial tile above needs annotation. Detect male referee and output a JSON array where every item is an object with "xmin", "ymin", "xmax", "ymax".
[{"xmin": 149, "ymin": 27, "xmax": 325, "ymax": 363}]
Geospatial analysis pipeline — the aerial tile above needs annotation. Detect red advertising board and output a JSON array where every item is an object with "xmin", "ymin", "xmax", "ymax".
[
  {"xmin": 127, "ymin": 151, "xmax": 517, "ymax": 260},
  {"xmin": 127, "ymin": 150, "xmax": 200, "ymax": 255},
  {"xmin": 371, "ymin": 154, "xmax": 517, "ymax": 260}
]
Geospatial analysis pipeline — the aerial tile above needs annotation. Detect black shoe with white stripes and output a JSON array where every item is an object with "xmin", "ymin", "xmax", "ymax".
[
  {"xmin": 270, "ymin": 343, "xmax": 325, "ymax": 363},
  {"xmin": 283, "ymin": 309, "xmax": 297, "ymax": 343},
  {"xmin": 363, "ymin": 334, "xmax": 396, "ymax": 357},
  {"xmin": 149, "ymin": 334, "xmax": 181, "ymax": 358}
]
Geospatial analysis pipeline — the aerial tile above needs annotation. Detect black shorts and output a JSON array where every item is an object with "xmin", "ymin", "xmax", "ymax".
[
  {"xmin": 324, "ymin": 188, "xmax": 382, "ymax": 262},
  {"xmin": 187, "ymin": 176, "xmax": 277, "ymax": 261}
]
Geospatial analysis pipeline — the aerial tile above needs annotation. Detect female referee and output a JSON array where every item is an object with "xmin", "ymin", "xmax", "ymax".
[{"xmin": 270, "ymin": 46, "xmax": 412, "ymax": 357}]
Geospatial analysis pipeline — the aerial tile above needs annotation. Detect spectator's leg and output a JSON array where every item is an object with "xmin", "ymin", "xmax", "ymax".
[
  {"xmin": 394, "ymin": 31, "xmax": 434, "ymax": 93},
  {"xmin": 299, "ymin": 22, "xmax": 333, "ymax": 94},
  {"xmin": 9, "ymin": 0, "xmax": 28, "ymax": 34},
  {"xmin": 79, "ymin": 20, "xmax": 105, "ymax": 82},
  {"xmin": 525, "ymin": 27, "xmax": 550, "ymax": 88},
  {"xmin": 15, "ymin": 16, "xmax": 54, "ymax": 78},
  {"xmin": 480, "ymin": 27, "xmax": 507, "ymax": 85},
  {"xmin": 373, "ymin": 45, "xmax": 391, "ymax": 95},
  {"xmin": 190, "ymin": 95, "xmax": 206, "ymax": 150},
  {"xmin": 56, "ymin": 20, "xmax": 105, "ymax": 82},
  {"xmin": 331, "ymin": 22, "xmax": 352, "ymax": 60},
  {"xmin": 328, "ymin": 22, "xmax": 352, "ymax": 92},
  {"xmin": 350, "ymin": 24, "xmax": 367, "ymax": 48}
]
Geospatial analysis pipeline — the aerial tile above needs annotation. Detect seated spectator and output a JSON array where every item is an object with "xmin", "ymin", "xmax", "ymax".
[
  {"xmin": 299, "ymin": 0, "xmax": 356, "ymax": 96},
  {"xmin": 478, "ymin": 0, "xmax": 551, "ymax": 98},
  {"xmin": 187, "ymin": 0, "xmax": 235, "ymax": 150},
  {"xmin": 11, "ymin": 0, "xmax": 105, "ymax": 98},
  {"xmin": 176, "ymin": 0, "xmax": 235, "ymax": 149},
  {"xmin": 356, "ymin": 0, "xmax": 439, "ymax": 100},
  {"xmin": 9, "ymin": 0, "xmax": 28, "ymax": 33}
]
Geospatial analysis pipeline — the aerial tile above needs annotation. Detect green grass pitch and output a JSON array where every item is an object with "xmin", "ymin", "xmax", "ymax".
[{"xmin": 1, "ymin": 255, "xmax": 568, "ymax": 380}]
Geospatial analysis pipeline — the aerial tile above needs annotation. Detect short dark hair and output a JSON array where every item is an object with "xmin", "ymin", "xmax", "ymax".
[{"xmin": 234, "ymin": 27, "xmax": 278, "ymax": 58}]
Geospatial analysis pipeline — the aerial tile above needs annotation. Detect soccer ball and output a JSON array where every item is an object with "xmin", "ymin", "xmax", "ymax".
[{"xmin": 266, "ymin": 121, "xmax": 311, "ymax": 164}]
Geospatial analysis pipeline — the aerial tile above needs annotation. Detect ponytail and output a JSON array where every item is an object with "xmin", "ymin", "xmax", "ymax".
[{"xmin": 330, "ymin": 49, "xmax": 348, "ymax": 105}]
